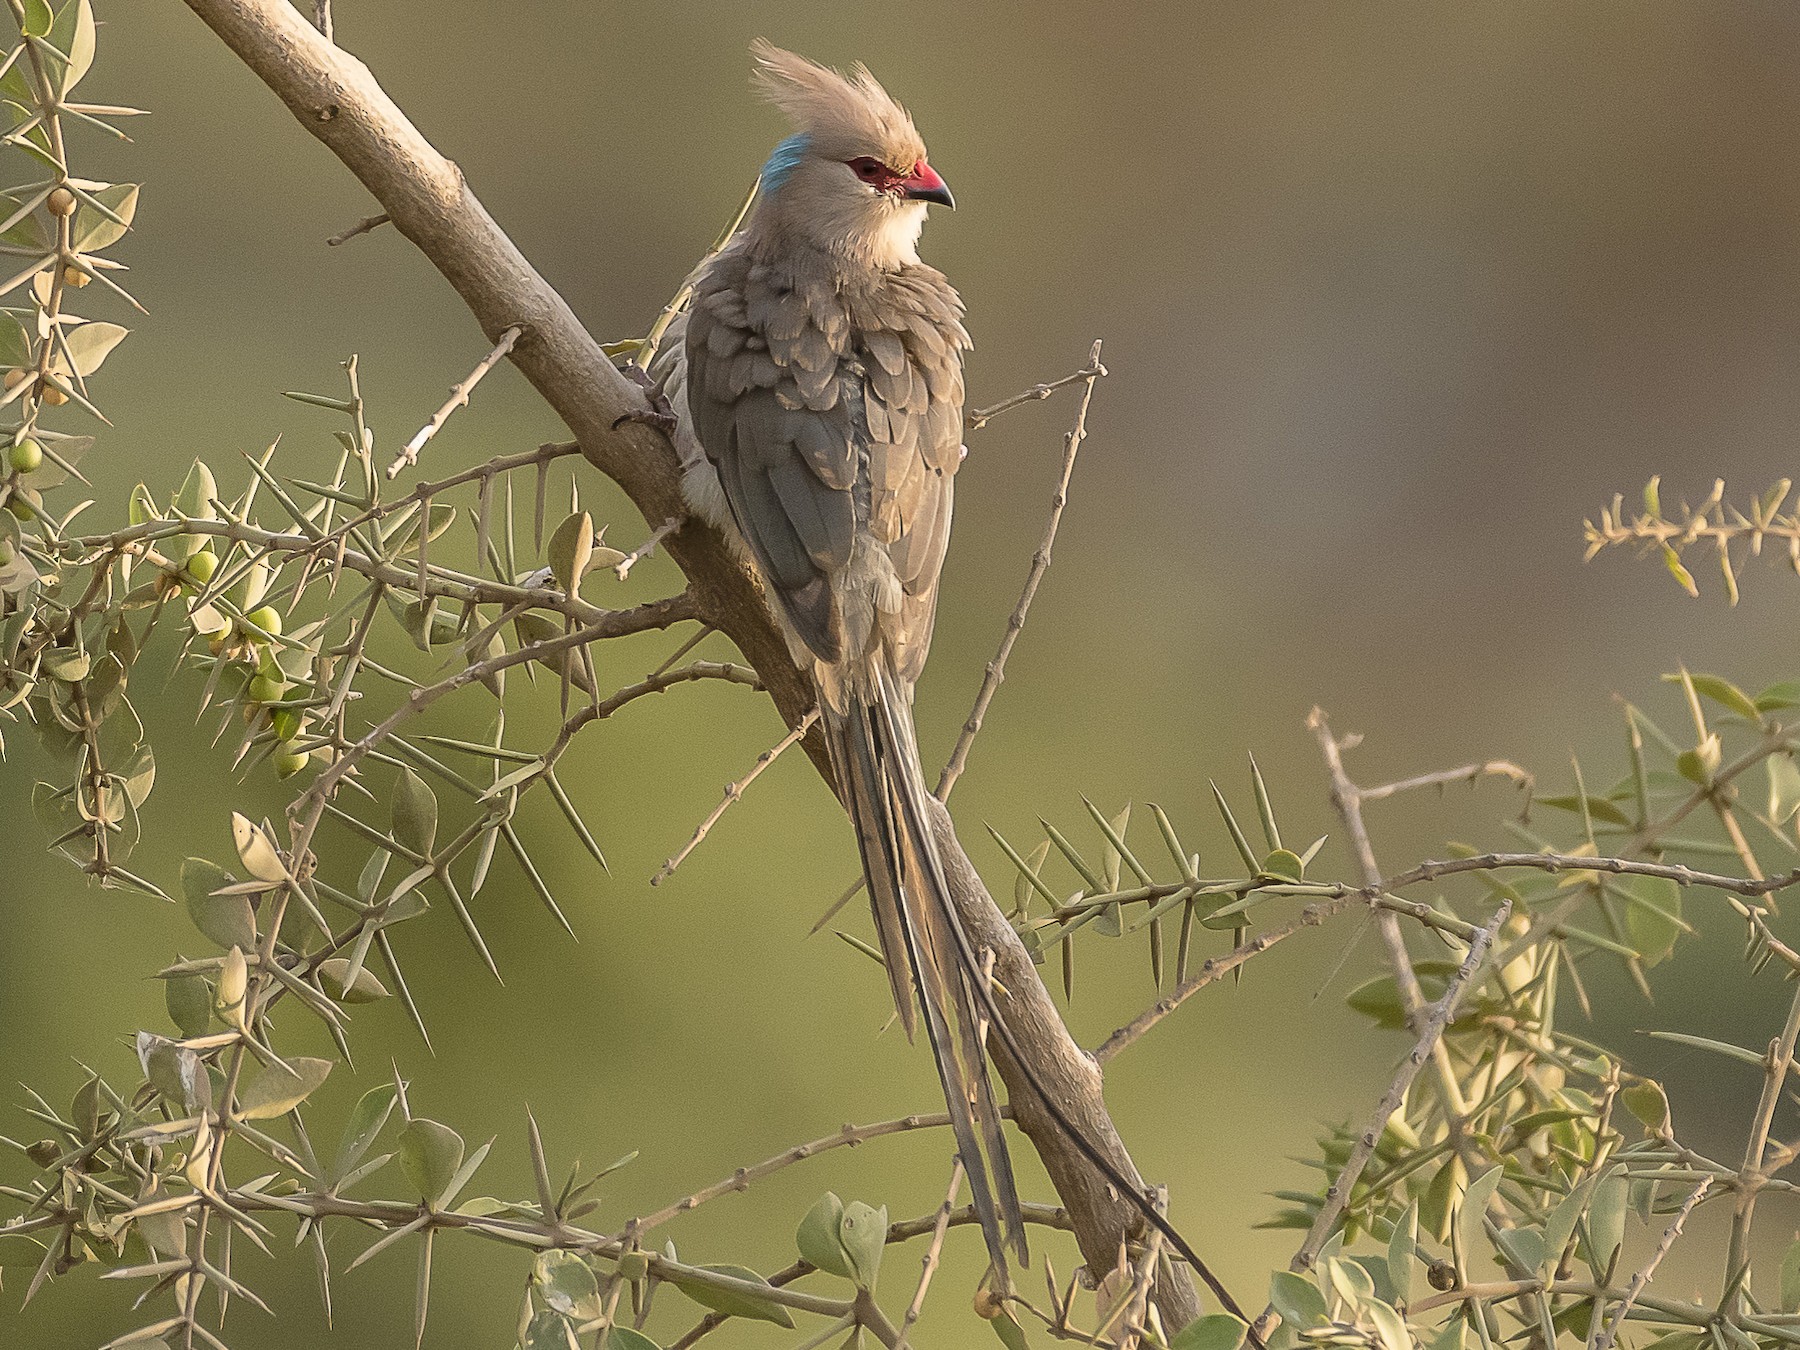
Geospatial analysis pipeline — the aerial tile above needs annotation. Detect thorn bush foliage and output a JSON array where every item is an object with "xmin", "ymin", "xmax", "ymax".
[{"xmin": 8, "ymin": 8, "xmax": 1800, "ymax": 1350}]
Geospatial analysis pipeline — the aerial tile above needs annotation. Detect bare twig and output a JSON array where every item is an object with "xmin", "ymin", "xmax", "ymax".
[
  {"xmin": 1093, "ymin": 846, "xmax": 1799, "ymax": 1064},
  {"xmin": 1592, "ymin": 1181, "xmax": 1711, "ymax": 1350},
  {"xmin": 615, "ymin": 517, "xmax": 679, "ymax": 581},
  {"xmin": 1309, "ymin": 707, "xmax": 1477, "ymax": 1133},
  {"xmin": 310, "ymin": 0, "xmax": 330, "ymax": 41},
  {"xmin": 896, "ymin": 1159, "xmax": 964, "ymax": 1350},
  {"xmin": 325, "ymin": 211, "xmax": 389, "ymax": 246},
  {"xmin": 624, "ymin": 1110, "xmax": 998, "ymax": 1236},
  {"xmin": 1358, "ymin": 760, "xmax": 1534, "ymax": 804},
  {"xmin": 387, "ymin": 324, "xmax": 523, "ymax": 478},
  {"xmin": 1094, "ymin": 898, "xmax": 1353, "ymax": 1064},
  {"xmin": 651, "ymin": 709, "xmax": 820, "ymax": 885},
  {"xmin": 966, "ymin": 352, "xmax": 1109, "ymax": 432},
  {"xmin": 1252, "ymin": 900, "xmax": 1512, "ymax": 1346},
  {"xmin": 936, "ymin": 341, "xmax": 1104, "ymax": 799}
]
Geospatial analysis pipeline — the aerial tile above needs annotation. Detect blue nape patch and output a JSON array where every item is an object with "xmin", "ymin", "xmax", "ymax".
[{"xmin": 760, "ymin": 132, "xmax": 811, "ymax": 193}]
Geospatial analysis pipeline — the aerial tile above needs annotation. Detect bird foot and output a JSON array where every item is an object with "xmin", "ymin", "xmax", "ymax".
[{"xmin": 612, "ymin": 365, "xmax": 679, "ymax": 436}]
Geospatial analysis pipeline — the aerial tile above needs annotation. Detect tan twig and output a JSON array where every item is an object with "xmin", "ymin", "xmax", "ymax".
[
  {"xmin": 1094, "ymin": 899, "xmax": 1355, "ymax": 1063},
  {"xmin": 648, "ymin": 623, "xmax": 713, "ymax": 678},
  {"xmin": 386, "ymin": 324, "xmax": 523, "ymax": 479},
  {"xmin": 1358, "ymin": 760, "xmax": 1534, "ymax": 803},
  {"xmin": 1592, "ymin": 1180, "xmax": 1711, "ymax": 1350},
  {"xmin": 897, "ymin": 1159, "xmax": 965, "ymax": 1350},
  {"xmin": 1253, "ymin": 900, "xmax": 1512, "ymax": 1345},
  {"xmin": 966, "ymin": 352, "xmax": 1109, "ymax": 432},
  {"xmin": 624, "ymin": 1110, "xmax": 997, "ymax": 1236},
  {"xmin": 1309, "ymin": 707, "xmax": 1477, "ymax": 1131},
  {"xmin": 652, "ymin": 709, "xmax": 819, "ymax": 885},
  {"xmin": 325, "ymin": 212, "xmax": 387, "ymax": 246},
  {"xmin": 936, "ymin": 341, "xmax": 1105, "ymax": 799},
  {"xmin": 615, "ymin": 517, "xmax": 679, "ymax": 581}
]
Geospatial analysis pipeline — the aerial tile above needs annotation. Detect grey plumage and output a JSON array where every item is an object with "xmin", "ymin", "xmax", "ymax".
[{"xmin": 656, "ymin": 42, "xmax": 1026, "ymax": 1274}]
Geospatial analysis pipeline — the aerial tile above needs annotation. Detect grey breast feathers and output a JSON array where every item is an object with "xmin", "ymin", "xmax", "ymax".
[{"xmin": 684, "ymin": 246, "xmax": 969, "ymax": 683}]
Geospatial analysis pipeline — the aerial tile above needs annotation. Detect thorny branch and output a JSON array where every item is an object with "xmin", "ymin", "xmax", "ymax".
[
  {"xmin": 1248, "ymin": 901, "xmax": 1512, "ymax": 1346},
  {"xmin": 936, "ymin": 341, "xmax": 1104, "ymax": 799}
]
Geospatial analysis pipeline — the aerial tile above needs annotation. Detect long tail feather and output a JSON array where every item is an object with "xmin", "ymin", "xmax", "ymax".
[
  {"xmin": 864, "ymin": 671, "xmax": 1261, "ymax": 1338},
  {"xmin": 822, "ymin": 680, "xmax": 1028, "ymax": 1275}
]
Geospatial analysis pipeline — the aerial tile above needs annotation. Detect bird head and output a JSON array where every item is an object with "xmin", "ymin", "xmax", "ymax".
[{"xmin": 747, "ymin": 40, "xmax": 953, "ymax": 269}]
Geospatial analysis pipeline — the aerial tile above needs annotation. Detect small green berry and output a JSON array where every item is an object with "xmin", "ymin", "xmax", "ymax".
[
  {"xmin": 9, "ymin": 439, "xmax": 42, "ymax": 474},
  {"xmin": 7, "ymin": 487, "xmax": 39, "ymax": 520},
  {"xmin": 272, "ymin": 743, "xmax": 309, "ymax": 779},
  {"xmin": 244, "ymin": 606, "xmax": 282, "ymax": 638},
  {"xmin": 247, "ymin": 673, "xmax": 286, "ymax": 704},
  {"xmin": 186, "ymin": 549, "xmax": 217, "ymax": 584}
]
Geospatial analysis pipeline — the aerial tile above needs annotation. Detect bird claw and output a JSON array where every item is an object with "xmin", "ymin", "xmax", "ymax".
[
  {"xmin": 613, "ymin": 406, "xmax": 679, "ymax": 437},
  {"xmin": 613, "ymin": 365, "xmax": 679, "ymax": 436}
]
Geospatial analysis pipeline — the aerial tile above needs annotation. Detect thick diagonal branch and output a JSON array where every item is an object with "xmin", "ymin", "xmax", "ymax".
[{"xmin": 178, "ymin": 0, "xmax": 1201, "ymax": 1329}]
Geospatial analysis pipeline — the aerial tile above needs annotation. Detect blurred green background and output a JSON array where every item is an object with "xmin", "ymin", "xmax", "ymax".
[{"xmin": 8, "ymin": 1, "xmax": 1800, "ymax": 1345}]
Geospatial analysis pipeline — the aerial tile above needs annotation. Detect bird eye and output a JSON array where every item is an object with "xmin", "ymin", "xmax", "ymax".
[{"xmin": 849, "ymin": 157, "xmax": 883, "ymax": 180}]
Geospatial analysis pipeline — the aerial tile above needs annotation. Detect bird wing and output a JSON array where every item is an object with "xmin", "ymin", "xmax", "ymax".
[{"xmin": 683, "ymin": 249, "xmax": 966, "ymax": 678}]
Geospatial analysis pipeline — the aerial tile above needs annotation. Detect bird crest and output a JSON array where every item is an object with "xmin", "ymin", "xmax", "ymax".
[{"xmin": 750, "ymin": 39, "xmax": 927, "ymax": 172}]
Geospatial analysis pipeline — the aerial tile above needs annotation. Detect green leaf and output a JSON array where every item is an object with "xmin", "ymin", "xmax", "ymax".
[
  {"xmin": 522, "ymin": 1311, "xmax": 578, "ymax": 1350},
  {"xmin": 1623, "ymin": 877, "xmax": 1683, "ymax": 967},
  {"xmin": 989, "ymin": 1305, "xmax": 1030, "ymax": 1350},
  {"xmin": 1366, "ymin": 1300, "xmax": 1411, "ymax": 1350},
  {"xmin": 317, "ymin": 957, "xmax": 391, "ymax": 1003},
  {"xmin": 230, "ymin": 812, "xmax": 287, "ymax": 883},
  {"xmin": 795, "ymin": 1191, "xmax": 851, "ymax": 1276},
  {"xmin": 180, "ymin": 856, "xmax": 254, "ymax": 950},
  {"xmin": 1260, "ymin": 848, "xmax": 1304, "ymax": 881},
  {"xmin": 1622, "ymin": 1080, "xmax": 1670, "ymax": 1133},
  {"xmin": 1457, "ymin": 1165, "xmax": 1504, "ymax": 1278},
  {"xmin": 17, "ymin": 0, "xmax": 51, "ymax": 37},
  {"xmin": 1644, "ymin": 1030, "xmax": 1765, "ymax": 1068},
  {"xmin": 1537, "ymin": 794, "xmax": 1633, "ymax": 828},
  {"xmin": 1269, "ymin": 1271, "xmax": 1327, "ymax": 1330},
  {"xmin": 533, "ymin": 1250, "xmax": 600, "ymax": 1318},
  {"xmin": 1345, "ymin": 962, "xmax": 1464, "ymax": 1031},
  {"xmin": 43, "ymin": 0, "xmax": 95, "ymax": 94},
  {"xmin": 164, "ymin": 973, "xmax": 210, "ymax": 1038},
  {"xmin": 0, "ymin": 309, "xmax": 28, "ymax": 367},
  {"xmin": 666, "ymin": 1264, "xmax": 796, "ymax": 1328},
  {"xmin": 605, "ymin": 1329, "xmax": 661, "ymax": 1350},
  {"xmin": 1779, "ymin": 1237, "xmax": 1800, "ymax": 1314},
  {"xmin": 1584, "ymin": 1169, "xmax": 1628, "ymax": 1278},
  {"xmin": 399, "ymin": 1118, "xmax": 464, "ymax": 1204},
  {"xmin": 1387, "ymin": 1200, "xmax": 1417, "ymax": 1305},
  {"xmin": 392, "ymin": 767, "xmax": 438, "ymax": 857},
  {"xmin": 1662, "ymin": 672, "xmax": 1760, "ymax": 721},
  {"xmin": 70, "ymin": 181, "xmax": 137, "ymax": 252},
  {"xmin": 336, "ymin": 1084, "xmax": 399, "ymax": 1180},
  {"xmin": 1661, "ymin": 544, "xmax": 1698, "ymax": 597},
  {"xmin": 1171, "ymin": 1314, "xmax": 1246, "ymax": 1350},
  {"xmin": 1543, "ymin": 1177, "xmax": 1598, "ymax": 1277},
  {"xmin": 1756, "ymin": 681, "xmax": 1800, "ymax": 712},
  {"xmin": 1328, "ymin": 1255, "xmax": 1375, "ymax": 1307},
  {"xmin": 60, "ymin": 319, "xmax": 126, "ymax": 376},
  {"xmin": 548, "ymin": 511, "xmax": 595, "ymax": 594},
  {"xmin": 1768, "ymin": 754, "xmax": 1800, "ymax": 825},
  {"xmin": 838, "ymin": 1200, "xmax": 887, "ymax": 1290},
  {"xmin": 235, "ymin": 1056, "xmax": 331, "ymax": 1120}
]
